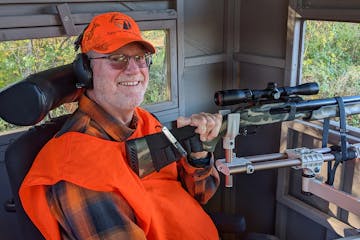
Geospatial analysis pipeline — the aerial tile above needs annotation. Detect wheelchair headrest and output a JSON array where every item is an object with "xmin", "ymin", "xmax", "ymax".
[{"xmin": 0, "ymin": 64, "xmax": 84, "ymax": 126}]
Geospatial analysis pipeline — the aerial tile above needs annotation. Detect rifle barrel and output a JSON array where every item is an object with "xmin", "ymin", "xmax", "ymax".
[
  {"xmin": 269, "ymin": 95, "xmax": 360, "ymax": 114},
  {"xmin": 292, "ymin": 95, "xmax": 360, "ymax": 111}
]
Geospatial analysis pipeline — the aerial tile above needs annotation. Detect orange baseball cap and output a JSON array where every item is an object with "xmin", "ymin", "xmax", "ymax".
[{"xmin": 80, "ymin": 12, "xmax": 156, "ymax": 54}]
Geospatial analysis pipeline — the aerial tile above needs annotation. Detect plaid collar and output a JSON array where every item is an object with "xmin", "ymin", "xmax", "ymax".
[{"xmin": 78, "ymin": 94, "xmax": 137, "ymax": 142}]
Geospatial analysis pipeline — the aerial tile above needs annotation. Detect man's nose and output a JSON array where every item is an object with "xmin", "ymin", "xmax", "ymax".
[{"xmin": 123, "ymin": 57, "xmax": 140, "ymax": 73}]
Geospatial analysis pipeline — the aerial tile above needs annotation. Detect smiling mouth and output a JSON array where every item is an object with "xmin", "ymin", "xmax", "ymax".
[{"xmin": 118, "ymin": 81, "xmax": 140, "ymax": 86}]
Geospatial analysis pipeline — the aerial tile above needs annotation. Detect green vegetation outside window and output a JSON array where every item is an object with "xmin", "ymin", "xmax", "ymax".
[{"xmin": 301, "ymin": 21, "xmax": 360, "ymax": 127}]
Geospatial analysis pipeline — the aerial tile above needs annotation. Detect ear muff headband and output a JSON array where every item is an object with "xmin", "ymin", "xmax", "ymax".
[{"xmin": 73, "ymin": 25, "xmax": 93, "ymax": 89}]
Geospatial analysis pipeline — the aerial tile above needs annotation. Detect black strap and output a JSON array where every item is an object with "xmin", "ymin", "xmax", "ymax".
[
  {"xmin": 322, "ymin": 118, "xmax": 332, "ymax": 183},
  {"xmin": 322, "ymin": 118, "xmax": 330, "ymax": 148},
  {"xmin": 336, "ymin": 97, "xmax": 348, "ymax": 162},
  {"xmin": 325, "ymin": 97, "xmax": 347, "ymax": 185},
  {"xmin": 288, "ymin": 102, "xmax": 297, "ymax": 120},
  {"xmin": 125, "ymin": 125, "xmax": 204, "ymax": 177}
]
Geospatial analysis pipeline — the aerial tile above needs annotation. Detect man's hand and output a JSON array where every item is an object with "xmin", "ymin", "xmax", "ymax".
[{"xmin": 177, "ymin": 112, "xmax": 222, "ymax": 159}]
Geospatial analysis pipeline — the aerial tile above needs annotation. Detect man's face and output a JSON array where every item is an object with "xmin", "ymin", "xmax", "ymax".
[{"xmin": 87, "ymin": 43, "xmax": 149, "ymax": 115}]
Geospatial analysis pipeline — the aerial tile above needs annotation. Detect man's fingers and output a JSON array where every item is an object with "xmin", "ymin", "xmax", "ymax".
[
  {"xmin": 177, "ymin": 113, "xmax": 223, "ymax": 142},
  {"xmin": 206, "ymin": 113, "xmax": 222, "ymax": 141},
  {"xmin": 198, "ymin": 113, "xmax": 216, "ymax": 141},
  {"xmin": 192, "ymin": 113, "xmax": 222, "ymax": 141},
  {"xmin": 176, "ymin": 116, "xmax": 191, "ymax": 128}
]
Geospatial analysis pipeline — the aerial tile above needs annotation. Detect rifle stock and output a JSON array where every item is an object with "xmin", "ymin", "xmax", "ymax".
[{"xmin": 200, "ymin": 95, "xmax": 360, "ymax": 151}]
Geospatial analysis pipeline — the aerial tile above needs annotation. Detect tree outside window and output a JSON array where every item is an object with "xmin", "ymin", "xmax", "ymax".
[{"xmin": 301, "ymin": 21, "xmax": 360, "ymax": 127}]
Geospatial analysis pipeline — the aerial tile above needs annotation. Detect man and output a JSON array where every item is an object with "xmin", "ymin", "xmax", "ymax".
[{"xmin": 20, "ymin": 12, "xmax": 222, "ymax": 240}]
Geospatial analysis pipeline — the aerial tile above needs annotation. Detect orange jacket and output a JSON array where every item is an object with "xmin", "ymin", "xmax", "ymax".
[{"xmin": 19, "ymin": 107, "xmax": 218, "ymax": 240}]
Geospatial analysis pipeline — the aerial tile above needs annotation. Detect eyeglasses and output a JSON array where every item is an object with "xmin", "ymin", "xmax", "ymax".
[{"xmin": 89, "ymin": 53, "xmax": 152, "ymax": 70}]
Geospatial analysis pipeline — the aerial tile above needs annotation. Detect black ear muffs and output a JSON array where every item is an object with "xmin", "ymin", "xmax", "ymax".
[{"xmin": 73, "ymin": 53, "xmax": 93, "ymax": 89}]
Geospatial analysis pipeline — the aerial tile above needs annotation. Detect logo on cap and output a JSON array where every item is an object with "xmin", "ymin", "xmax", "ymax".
[{"xmin": 111, "ymin": 16, "xmax": 132, "ymax": 31}]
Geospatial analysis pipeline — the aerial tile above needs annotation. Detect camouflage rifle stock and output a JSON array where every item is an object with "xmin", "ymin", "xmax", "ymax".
[
  {"xmin": 229, "ymin": 95, "xmax": 360, "ymax": 127},
  {"xmin": 201, "ymin": 83, "xmax": 360, "ymax": 151}
]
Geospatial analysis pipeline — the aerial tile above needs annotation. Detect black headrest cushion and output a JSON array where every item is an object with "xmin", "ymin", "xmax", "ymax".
[{"xmin": 0, "ymin": 64, "xmax": 83, "ymax": 126}]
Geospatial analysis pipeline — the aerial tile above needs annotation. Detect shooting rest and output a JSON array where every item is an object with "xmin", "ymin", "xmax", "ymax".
[{"xmin": 215, "ymin": 112, "xmax": 360, "ymax": 217}]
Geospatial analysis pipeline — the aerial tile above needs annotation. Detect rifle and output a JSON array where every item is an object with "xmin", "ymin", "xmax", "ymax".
[
  {"xmin": 205, "ymin": 82, "xmax": 360, "ymax": 170},
  {"xmin": 129, "ymin": 81, "xmax": 360, "ymax": 180},
  {"xmin": 201, "ymin": 82, "xmax": 360, "ymax": 151}
]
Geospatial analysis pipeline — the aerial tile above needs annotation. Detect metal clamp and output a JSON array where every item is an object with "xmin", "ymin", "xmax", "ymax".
[
  {"xmin": 223, "ymin": 113, "xmax": 241, "ymax": 187},
  {"xmin": 216, "ymin": 156, "xmax": 254, "ymax": 175},
  {"xmin": 286, "ymin": 147, "xmax": 324, "ymax": 174},
  {"xmin": 349, "ymin": 143, "xmax": 360, "ymax": 158}
]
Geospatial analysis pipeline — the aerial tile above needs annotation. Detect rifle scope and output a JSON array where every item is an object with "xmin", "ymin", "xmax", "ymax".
[{"xmin": 214, "ymin": 82, "xmax": 319, "ymax": 106}]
